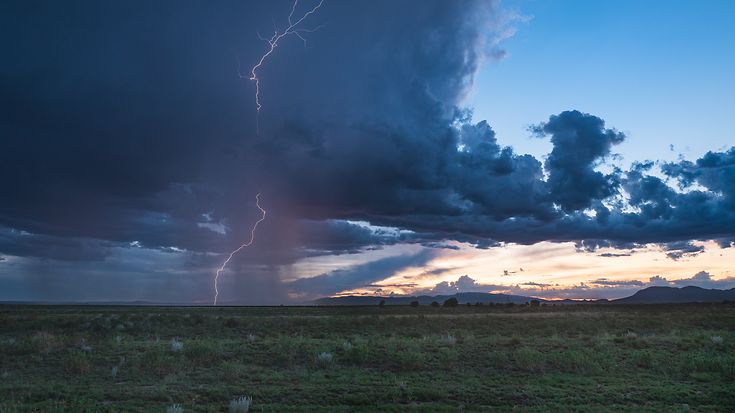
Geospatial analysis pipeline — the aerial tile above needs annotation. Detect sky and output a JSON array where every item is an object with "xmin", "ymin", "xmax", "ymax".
[
  {"xmin": 1, "ymin": 0, "xmax": 734, "ymax": 304},
  {"xmin": 469, "ymin": 0, "xmax": 735, "ymax": 164}
]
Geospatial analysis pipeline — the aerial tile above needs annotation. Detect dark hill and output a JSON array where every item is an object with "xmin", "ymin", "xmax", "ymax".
[{"xmin": 614, "ymin": 286, "xmax": 735, "ymax": 304}]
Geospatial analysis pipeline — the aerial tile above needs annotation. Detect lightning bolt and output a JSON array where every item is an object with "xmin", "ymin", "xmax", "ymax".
[
  {"xmin": 238, "ymin": 0, "xmax": 324, "ymax": 132},
  {"xmin": 213, "ymin": 193, "xmax": 267, "ymax": 306},
  {"xmin": 215, "ymin": 1, "xmax": 321, "ymax": 303}
]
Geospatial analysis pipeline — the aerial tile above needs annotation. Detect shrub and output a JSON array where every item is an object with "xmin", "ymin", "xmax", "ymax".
[
  {"xmin": 166, "ymin": 404, "xmax": 184, "ymax": 413},
  {"xmin": 442, "ymin": 334, "xmax": 457, "ymax": 347},
  {"xmin": 229, "ymin": 396, "xmax": 252, "ymax": 413},
  {"xmin": 170, "ymin": 338, "xmax": 184, "ymax": 352},
  {"xmin": 379, "ymin": 300, "xmax": 386, "ymax": 308},
  {"xmin": 410, "ymin": 301, "xmax": 419, "ymax": 307},
  {"xmin": 316, "ymin": 351, "xmax": 333, "ymax": 368},
  {"xmin": 443, "ymin": 298, "xmax": 458, "ymax": 307},
  {"xmin": 430, "ymin": 301, "xmax": 439, "ymax": 307},
  {"xmin": 711, "ymin": 335, "xmax": 723, "ymax": 345}
]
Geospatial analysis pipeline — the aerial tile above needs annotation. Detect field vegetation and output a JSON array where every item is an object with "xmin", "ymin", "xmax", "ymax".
[{"xmin": 1, "ymin": 304, "xmax": 734, "ymax": 412}]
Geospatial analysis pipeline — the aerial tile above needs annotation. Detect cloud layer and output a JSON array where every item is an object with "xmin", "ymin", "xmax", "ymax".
[{"xmin": 1, "ymin": 0, "xmax": 734, "ymax": 302}]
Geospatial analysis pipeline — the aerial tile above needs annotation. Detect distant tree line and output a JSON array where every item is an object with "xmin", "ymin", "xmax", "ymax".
[{"xmin": 379, "ymin": 298, "xmax": 544, "ymax": 307}]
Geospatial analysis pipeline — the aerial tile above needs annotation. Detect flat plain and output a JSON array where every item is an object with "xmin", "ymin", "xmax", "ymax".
[{"xmin": 1, "ymin": 304, "xmax": 734, "ymax": 412}]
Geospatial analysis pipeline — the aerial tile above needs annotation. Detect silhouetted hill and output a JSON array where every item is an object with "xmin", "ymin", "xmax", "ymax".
[{"xmin": 614, "ymin": 286, "xmax": 735, "ymax": 304}]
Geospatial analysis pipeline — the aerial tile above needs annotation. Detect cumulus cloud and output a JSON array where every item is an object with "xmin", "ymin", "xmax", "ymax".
[
  {"xmin": 664, "ymin": 271, "xmax": 735, "ymax": 289},
  {"xmin": 532, "ymin": 110, "xmax": 625, "ymax": 212},
  {"xmin": 430, "ymin": 274, "xmax": 488, "ymax": 294},
  {"xmin": 414, "ymin": 272, "xmax": 735, "ymax": 301}
]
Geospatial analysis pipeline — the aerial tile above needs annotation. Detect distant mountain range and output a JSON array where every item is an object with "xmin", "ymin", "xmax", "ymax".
[
  {"xmin": 613, "ymin": 286, "xmax": 735, "ymax": 304},
  {"xmin": 314, "ymin": 286, "xmax": 735, "ymax": 306}
]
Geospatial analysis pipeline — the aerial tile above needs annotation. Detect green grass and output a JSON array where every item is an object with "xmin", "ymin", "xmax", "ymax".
[{"xmin": 1, "ymin": 304, "xmax": 734, "ymax": 412}]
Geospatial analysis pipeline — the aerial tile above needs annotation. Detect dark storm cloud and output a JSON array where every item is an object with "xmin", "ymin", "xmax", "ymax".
[
  {"xmin": 340, "ymin": 109, "xmax": 734, "ymax": 253},
  {"xmin": 1, "ymin": 0, "xmax": 257, "ymax": 257},
  {"xmin": 0, "ymin": 0, "xmax": 508, "ymax": 261},
  {"xmin": 0, "ymin": 227, "xmax": 112, "ymax": 261},
  {"xmin": 532, "ymin": 110, "xmax": 625, "ymax": 212},
  {"xmin": 662, "ymin": 148, "xmax": 735, "ymax": 207},
  {"xmin": 1, "ymin": 0, "xmax": 735, "ymax": 303}
]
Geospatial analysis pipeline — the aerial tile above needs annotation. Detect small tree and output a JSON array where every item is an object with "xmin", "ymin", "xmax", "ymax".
[
  {"xmin": 378, "ymin": 300, "xmax": 386, "ymax": 308},
  {"xmin": 409, "ymin": 301, "xmax": 419, "ymax": 307},
  {"xmin": 443, "ymin": 297, "xmax": 459, "ymax": 307},
  {"xmin": 430, "ymin": 301, "xmax": 440, "ymax": 307}
]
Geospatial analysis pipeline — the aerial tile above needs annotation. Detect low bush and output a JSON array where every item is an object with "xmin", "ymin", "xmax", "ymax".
[{"xmin": 229, "ymin": 396, "xmax": 252, "ymax": 413}]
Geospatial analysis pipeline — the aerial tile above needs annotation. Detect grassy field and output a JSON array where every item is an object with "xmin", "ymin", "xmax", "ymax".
[{"xmin": 1, "ymin": 304, "xmax": 734, "ymax": 412}]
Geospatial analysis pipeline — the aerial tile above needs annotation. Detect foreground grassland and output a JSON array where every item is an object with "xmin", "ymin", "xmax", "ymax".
[{"xmin": 1, "ymin": 304, "xmax": 734, "ymax": 412}]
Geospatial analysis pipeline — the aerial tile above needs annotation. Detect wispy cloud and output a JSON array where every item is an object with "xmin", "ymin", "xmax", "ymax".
[{"xmin": 285, "ymin": 249, "xmax": 437, "ymax": 298}]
